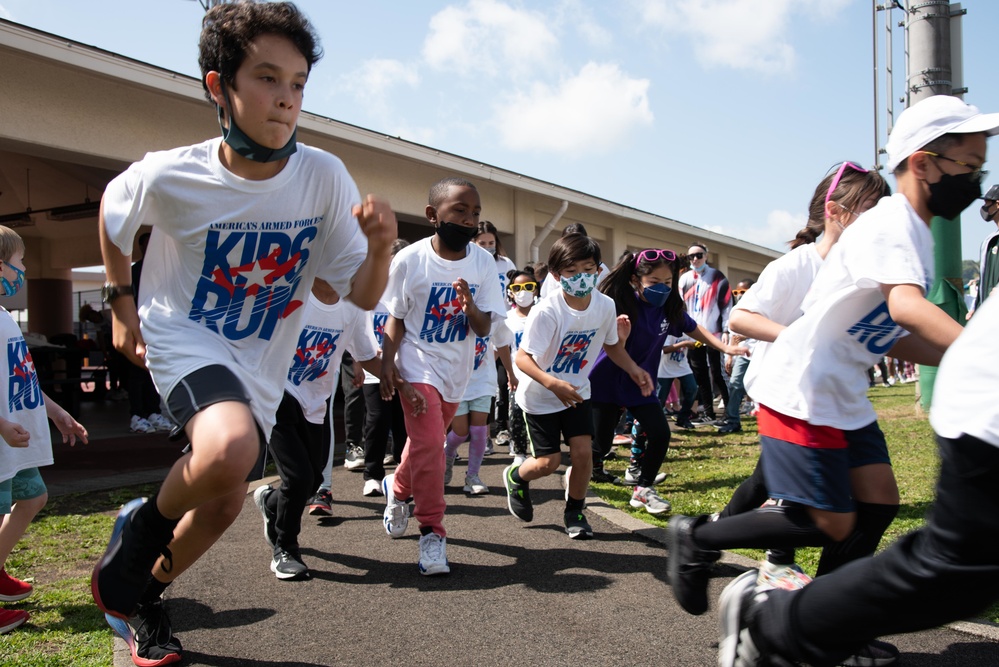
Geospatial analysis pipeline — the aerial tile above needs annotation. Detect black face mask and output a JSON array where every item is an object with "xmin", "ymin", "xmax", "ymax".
[
  {"xmin": 435, "ymin": 222, "xmax": 477, "ymax": 252},
  {"xmin": 217, "ymin": 83, "xmax": 298, "ymax": 164},
  {"xmin": 927, "ymin": 172, "xmax": 982, "ymax": 220}
]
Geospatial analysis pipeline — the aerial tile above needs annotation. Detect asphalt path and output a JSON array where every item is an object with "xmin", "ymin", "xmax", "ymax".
[{"xmin": 112, "ymin": 454, "xmax": 999, "ymax": 667}]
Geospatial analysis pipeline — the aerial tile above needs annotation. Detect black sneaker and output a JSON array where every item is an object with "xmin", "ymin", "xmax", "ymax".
[
  {"xmin": 503, "ymin": 465, "xmax": 533, "ymax": 522},
  {"xmin": 106, "ymin": 597, "xmax": 183, "ymax": 667},
  {"xmin": 590, "ymin": 467, "xmax": 620, "ymax": 484},
  {"xmin": 92, "ymin": 498, "xmax": 175, "ymax": 621},
  {"xmin": 253, "ymin": 485, "xmax": 278, "ymax": 548},
  {"xmin": 840, "ymin": 640, "xmax": 899, "ymax": 666},
  {"xmin": 564, "ymin": 510, "xmax": 593, "ymax": 539},
  {"xmin": 667, "ymin": 514, "xmax": 721, "ymax": 616},
  {"xmin": 308, "ymin": 488, "xmax": 333, "ymax": 516},
  {"xmin": 674, "ymin": 416, "xmax": 695, "ymax": 429},
  {"xmin": 271, "ymin": 550, "xmax": 309, "ymax": 580},
  {"xmin": 717, "ymin": 423, "xmax": 743, "ymax": 434}
]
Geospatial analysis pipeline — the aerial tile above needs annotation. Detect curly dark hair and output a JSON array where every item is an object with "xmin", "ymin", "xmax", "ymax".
[{"xmin": 198, "ymin": 2, "xmax": 322, "ymax": 109}]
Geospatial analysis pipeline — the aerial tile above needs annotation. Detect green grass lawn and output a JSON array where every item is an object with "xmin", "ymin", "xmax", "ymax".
[
  {"xmin": 592, "ymin": 382, "xmax": 999, "ymax": 623},
  {"xmin": 1, "ymin": 485, "xmax": 158, "ymax": 667}
]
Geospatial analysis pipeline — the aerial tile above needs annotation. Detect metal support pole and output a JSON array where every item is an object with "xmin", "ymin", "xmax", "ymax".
[{"xmin": 907, "ymin": 0, "xmax": 965, "ymax": 409}]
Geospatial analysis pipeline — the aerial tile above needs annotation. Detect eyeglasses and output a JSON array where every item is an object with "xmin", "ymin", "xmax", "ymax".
[
  {"xmin": 687, "ymin": 252, "xmax": 705, "ymax": 261},
  {"xmin": 825, "ymin": 161, "xmax": 870, "ymax": 208},
  {"xmin": 508, "ymin": 282, "xmax": 537, "ymax": 293},
  {"xmin": 731, "ymin": 289, "xmax": 747, "ymax": 297},
  {"xmin": 921, "ymin": 151, "xmax": 989, "ymax": 184},
  {"xmin": 634, "ymin": 249, "xmax": 677, "ymax": 266}
]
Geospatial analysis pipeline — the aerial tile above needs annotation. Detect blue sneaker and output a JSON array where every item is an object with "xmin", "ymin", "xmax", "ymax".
[{"xmin": 92, "ymin": 498, "xmax": 173, "ymax": 621}]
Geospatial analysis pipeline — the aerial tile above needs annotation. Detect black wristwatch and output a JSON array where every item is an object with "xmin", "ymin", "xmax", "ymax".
[{"xmin": 101, "ymin": 283, "xmax": 134, "ymax": 303}]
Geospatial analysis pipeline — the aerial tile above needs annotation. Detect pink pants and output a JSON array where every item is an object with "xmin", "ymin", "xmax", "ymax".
[{"xmin": 392, "ymin": 383, "xmax": 457, "ymax": 537}]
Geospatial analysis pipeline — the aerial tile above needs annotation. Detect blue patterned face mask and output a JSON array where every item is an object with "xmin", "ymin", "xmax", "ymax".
[
  {"xmin": 1, "ymin": 262, "xmax": 24, "ymax": 297},
  {"xmin": 559, "ymin": 271, "xmax": 597, "ymax": 298}
]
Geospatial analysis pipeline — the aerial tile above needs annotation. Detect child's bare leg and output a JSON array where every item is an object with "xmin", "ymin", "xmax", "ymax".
[
  {"xmin": 516, "ymin": 452, "xmax": 560, "ymax": 481},
  {"xmin": 0, "ymin": 492, "xmax": 47, "ymax": 565},
  {"xmin": 150, "ymin": 484, "xmax": 248, "ymax": 584},
  {"xmin": 156, "ymin": 402, "xmax": 260, "ymax": 520},
  {"xmin": 566, "ymin": 435, "xmax": 593, "ymax": 501}
]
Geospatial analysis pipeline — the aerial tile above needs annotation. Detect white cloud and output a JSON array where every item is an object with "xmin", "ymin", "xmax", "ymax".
[
  {"xmin": 633, "ymin": 0, "xmax": 800, "ymax": 73},
  {"xmin": 744, "ymin": 209, "xmax": 805, "ymax": 251},
  {"xmin": 422, "ymin": 0, "xmax": 559, "ymax": 78},
  {"xmin": 0, "ymin": 4, "xmax": 12, "ymax": 20},
  {"xmin": 334, "ymin": 58, "xmax": 419, "ymax": 121},
  {"xmin": 556, "ymin": 0, "xmax": 613, "ymax": 49},
  {"xmin": 493, "ymin": 62, "xmax": 653, "ymax": 156}
]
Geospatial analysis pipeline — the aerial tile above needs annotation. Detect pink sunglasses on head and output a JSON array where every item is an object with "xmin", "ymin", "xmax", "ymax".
[
  {"xmin": 634, "ymin": 249, "xmax": 677, "ymax": 267},
  {"xmin": 825, "ymin": 161, "xmax": 869, "ymax": 208}
]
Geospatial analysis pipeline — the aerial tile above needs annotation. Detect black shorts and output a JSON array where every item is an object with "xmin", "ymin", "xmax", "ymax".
[
  {"xmin": 523, "ymin": 400, "xmax": 594, "ymax": 458},
  {"xmin": 164, "ymin": 364, "xmax": 267, "ymax": 482}
]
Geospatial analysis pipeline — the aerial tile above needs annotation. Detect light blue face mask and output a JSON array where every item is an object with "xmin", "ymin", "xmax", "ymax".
[
  {"xmin": 641, "ymin": 283, "xmax": 671, "ymax": 308},
  {"xmin": 559, "ymin": 271, "xmax": 597, "ymax": 298},
  {"xmin": 1, "ymin": 262, "xmax": 25, "ymax": 297}
]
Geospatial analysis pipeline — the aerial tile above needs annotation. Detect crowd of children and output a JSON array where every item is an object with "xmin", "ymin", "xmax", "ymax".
[{"xmin": 1, "ymin": 5, "xmax": 997, "ymax": 667}]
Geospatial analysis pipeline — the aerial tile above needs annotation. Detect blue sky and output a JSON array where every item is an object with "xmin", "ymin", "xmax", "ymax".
[{"xmin": 3, "ymin": 0, "xmax": 997, "ymax": 262}]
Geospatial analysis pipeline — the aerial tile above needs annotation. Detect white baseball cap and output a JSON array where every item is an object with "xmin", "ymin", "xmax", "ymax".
[{"xmin": 886, "ymin": 95, "xmax": 999, "ymax": 173}]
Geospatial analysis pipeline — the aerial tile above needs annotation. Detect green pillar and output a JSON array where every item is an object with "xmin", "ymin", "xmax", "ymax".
[{"xmin": 918, "ymin": 214, "xmax": 966, "ymax": 409}]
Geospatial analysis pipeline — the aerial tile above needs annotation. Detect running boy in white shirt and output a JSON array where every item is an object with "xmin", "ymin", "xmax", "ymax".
[
  {"xmin": 379, "ymin": 177, "xmax": 506, "ymax": 575},
  {"xmin": 91, "ymin": 4, "xmax": 396, "ymax": 664},
  {"xmin": 254, "ymin": 278, "xmax": 424, "ymax": 580},
  {"xmin": 505, "ymin": 233, "xmax": 653, "ymax": 539},
  {"xmin": 670, "ymin": 93, "xmax": 998, "ymax": 642}
]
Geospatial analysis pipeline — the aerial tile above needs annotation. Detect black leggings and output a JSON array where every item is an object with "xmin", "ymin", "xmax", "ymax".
[
  {"xmin": 267, "ymin": 392, "xmax": 328, "ymax": 555},
  {"xmin": 688, "ymin": 344, "xmax": 728, "ymax": 417},
  {"xmin": 592, "ymin": 401, "xmax": 670, "ymax": 488},
  {"xmin": 360, "ymin": 385, "xmax": 408, "ymax": 481}
]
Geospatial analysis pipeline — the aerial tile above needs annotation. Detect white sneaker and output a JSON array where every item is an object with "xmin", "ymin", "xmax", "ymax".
[
  {"xmin": 418, "ymin": 533, "xmax": 450, "ymax": 576},
  {"xmin": 512, "ymin": 454, "xmax": 527, "ymax": 467},
  {"xmin": 343, "ymin": 444, "xmax": 365, "ymax": 470},
  {"xmin": 362, "ymin": 478, "xmax": 383, "ymax": 497},
  {"xmin": 147, "ymin": 413, "xmax": 173, "ymax": 432},
  {"xmin": 623, "ymin": 466, "xmax": 667, "ymax": 486},
  {"xmin": 756, "ymin": 560, "xmax": 813, "ymax": 590},
  {"xmin": 463, "ymin": 474, "xmax": 488, "ymax": 495},
  {"xmin": 129, "ymin": 415, "xmax": 156, "ymax": 433},
  {"xmin": 382, "ymin": 473, "xmax": 409, "ymax": 538},
  {"xmin": 629, "ymin": 486, "xmax": 672, "ymax": 515}
]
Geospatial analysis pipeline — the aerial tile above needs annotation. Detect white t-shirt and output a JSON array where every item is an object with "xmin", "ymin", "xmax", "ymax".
[
  {"xmin": 494, "ymin": 255, "xmax": 518, "ymax": 297},
  {"xmin": 501, "ymin": 308, "xmax": 530, "ymax": 382},
  {"xmin": 462, "ymin": 321, "xmax": 513, "ymax": 402},
  {"xmin": 931, "ymin": 293, "xmax": 999, "ymax": 446},
  {"xmin": 515, "ymin": 289, "xmax": 619, "ymax": 415},
  {"xmin": 0, "ymin": 310, "xmax": 52, "ymax": 482},
  {"xmin": 658, "ymin": 334, "xmax": 693, "ymax": 379},
  {"xmin": 285, "ymin": 295, "xmax": 378, "ymax": 424},
  {"xmin": 383, "ymin": 238, "xmax": 506, "ymax": 403},
  {"xmin": 362, "ymin": 301, "xmax": 390, "ymax": 386},
  {"xmin": 102, "ymin": 138, "xmax": 368, "ymax": 439},
  {"xmin": 749, "ymin": 193, "xmax": 933, "ymax": 429},
  {"xmin": 736, "ymin": 243, "xmax": 823, "ymax": 397}
]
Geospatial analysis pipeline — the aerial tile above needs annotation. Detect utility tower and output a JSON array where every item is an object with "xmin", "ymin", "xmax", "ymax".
[{"xmin": 876, "ymin": 1, "xmax": 967, "ymax": 408}]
